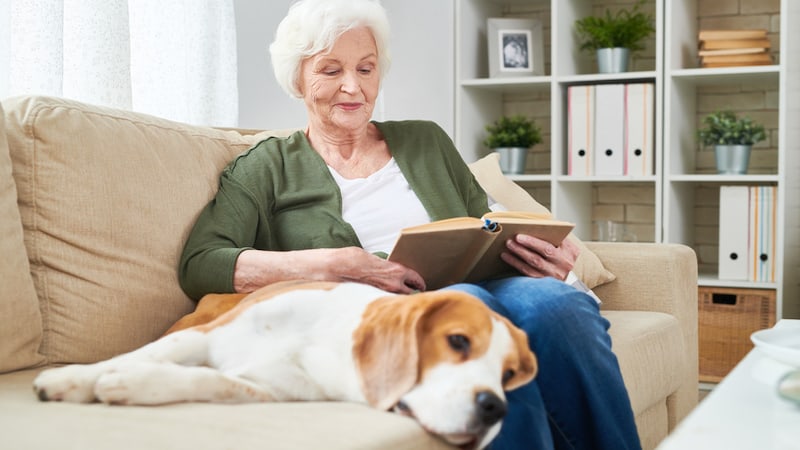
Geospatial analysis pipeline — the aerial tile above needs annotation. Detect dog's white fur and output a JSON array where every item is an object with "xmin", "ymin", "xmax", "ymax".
[{"xmin": 33, "ymin": 282, "xmax": 536, "ymax": 450}]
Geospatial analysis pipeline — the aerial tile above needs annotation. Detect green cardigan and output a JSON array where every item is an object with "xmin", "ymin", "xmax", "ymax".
[{"xmin": 178, "ymin": 120, "xmax": 489, "ymax": 300}]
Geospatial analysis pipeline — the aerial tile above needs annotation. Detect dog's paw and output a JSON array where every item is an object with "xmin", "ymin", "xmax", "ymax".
[
  {"xmin": 94, "ymin": 362, "xmax": 170, "ymax": 405},
  {"xmin": 33, "ymin": 365, "xmax": 105, "ymax": 403},
  {"xmin": 94, "ymin": 371, "xmax": 135, "ymax": 405}
]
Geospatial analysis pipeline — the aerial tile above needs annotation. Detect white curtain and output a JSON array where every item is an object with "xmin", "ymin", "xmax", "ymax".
[{"xmin": 0, "ymin": 0, "xmax": 238, "ymax": 127}]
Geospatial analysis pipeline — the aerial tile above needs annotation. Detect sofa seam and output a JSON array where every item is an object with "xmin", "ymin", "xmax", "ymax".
[{"xmin": 23, "ymin": 102, "xmax": 50, "ymax": 366}]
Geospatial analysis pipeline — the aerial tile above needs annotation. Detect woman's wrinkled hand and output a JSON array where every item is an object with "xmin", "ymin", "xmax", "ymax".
[
  {"xmin": 329, "ymin": 247, "xmax": 426, "ymax": 294},
  {"xmin": 500, "ymin": 234, "xmax": 580, "ymax": 281}
]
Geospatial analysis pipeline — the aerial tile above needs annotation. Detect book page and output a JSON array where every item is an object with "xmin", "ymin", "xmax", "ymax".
[
  {"xmin": 484, "ymin": 211, "xmax": 553, "ymax": 221},
  {"xmin": 395, "ymin": 216, "xmax": 483, "ymax": 233}
]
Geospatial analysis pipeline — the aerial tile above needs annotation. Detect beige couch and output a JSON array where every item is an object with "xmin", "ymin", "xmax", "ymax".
[{"xmin": 0, "ymin": 96, "xmax": 698, "ymax": 450}]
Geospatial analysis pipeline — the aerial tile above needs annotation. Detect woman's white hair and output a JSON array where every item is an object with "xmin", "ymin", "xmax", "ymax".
[{"xmin": 269, "ymin": 0, "xmax": 391, "ymax": 98}]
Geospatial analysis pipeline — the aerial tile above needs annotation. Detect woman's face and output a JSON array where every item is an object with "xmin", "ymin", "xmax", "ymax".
[{"xmin": 299, "ymin": 27, "xmax": 380, "ymax": 133}]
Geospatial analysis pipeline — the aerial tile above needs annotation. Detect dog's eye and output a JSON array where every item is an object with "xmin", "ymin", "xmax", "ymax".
[
  {"xmin": 502, "ymin": 369, "xmax": 515, "ymax": 384},
  {"xmin": 447, "ymin": 334, "xmax": 470, "ymax": 354}
]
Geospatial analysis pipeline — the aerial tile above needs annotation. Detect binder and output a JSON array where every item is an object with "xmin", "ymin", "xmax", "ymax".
[
  {"xmin": 718, "ymin": 186, "xmax": 750, "ymax": 280},
  {"xmin": 567, "ymin": 85, "xmax": 593, "ymax": 176},
  {"xmin": 623, "ymin": 83, "xmax": 654, "ymax": 176},
  {"xmin": 593, "ymin": 84, "xmax": 625, "ymax": 176},
  {"xmin": 748, "ymin": 186, "xmax": 777, "ymax": 282}
]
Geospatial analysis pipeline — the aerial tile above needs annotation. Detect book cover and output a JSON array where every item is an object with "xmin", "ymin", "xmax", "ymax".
[
  {"xmin": 701, "ymin": 52, "xmax": 772, "ymax": 64},
  {"xmin": 698, "ymin": 29, "xmax": 767, "ymax": 41},
  {"xmin": 698, "ymin": 48, "xmax": 768, "ymax": 57},
  {"xmin": 387, "ymin": 212, "xmax": 574, "ymax": 290},
  {"xmin": 700, "ymin": 38, "xmax": 770, "ymax": 50},
  {"xmin": 701, "ymin": 61, "xmax": 773, "ymax": 68}
]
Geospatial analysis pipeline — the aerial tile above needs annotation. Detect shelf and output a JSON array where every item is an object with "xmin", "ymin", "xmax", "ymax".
[
  {"xmin": 668, "ymin": 175, "xmax": 779, "ymax": 183},
  {"xmin": 557, "ymin": 71, "xmax": 658, "ymax": 85},
  {"xmin": 669, "ymin": 66, "xmax": 780, "ymax": 86},
  {"xmin": 556, "ymin": 175, "xmax": 658, "ymax": 183},
  {"xmin": 460, "ymin": 76, "xmax": 551, "ymax": 93},
  {"xmin": 456, "ymin": 0, "xmax": 798, "ymax": 319},
  {"xmin": 698, "ymin": 274, "xmax": 778, "ymax": 290}
]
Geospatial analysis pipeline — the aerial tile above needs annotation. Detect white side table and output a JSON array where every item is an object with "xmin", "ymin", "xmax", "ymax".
[{"xmin": 657, "ymin": 320, "xmax": 800, "ymax": 450}]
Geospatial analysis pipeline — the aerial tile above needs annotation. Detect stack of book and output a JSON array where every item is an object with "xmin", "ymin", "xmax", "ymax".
[{"xmin": 698, "ymin": 29, "xmax": 772, "ymax": 68}]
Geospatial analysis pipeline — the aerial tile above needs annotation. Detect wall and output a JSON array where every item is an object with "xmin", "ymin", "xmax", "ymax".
[{"xmin": 233, "ymin": 0, "xmax": 454, "ymax": 134}]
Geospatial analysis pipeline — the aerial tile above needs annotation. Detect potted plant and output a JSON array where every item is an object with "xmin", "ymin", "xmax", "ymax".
[
  {"xmin": 574, "ymin": 0, "xmax": 655, "ymax": 73},
  {"xmin": 697, "ymin": 110, "xmax": 766, "ymax": 174},
  {"xmin": 483, "ymin": 115, "xmax": 542, "ymax": 175}
]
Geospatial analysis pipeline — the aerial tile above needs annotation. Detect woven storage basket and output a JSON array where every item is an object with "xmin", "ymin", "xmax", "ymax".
[{"xmin": 698, "ymin": 286, "xmax": 776, "ymax": 382}]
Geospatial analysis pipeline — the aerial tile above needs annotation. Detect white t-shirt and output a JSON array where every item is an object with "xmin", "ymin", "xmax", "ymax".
[{"xmin": 328, "ymin": 158, "xmax": 430, "ymax": 254}]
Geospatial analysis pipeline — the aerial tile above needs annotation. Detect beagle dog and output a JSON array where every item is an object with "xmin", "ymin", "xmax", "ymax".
[{"xmin": 33, "ymin": 281, "xmax": 537, "ymax": 450}]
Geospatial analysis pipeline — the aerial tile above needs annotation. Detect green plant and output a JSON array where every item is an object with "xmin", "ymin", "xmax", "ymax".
[
  {"xmin": 483, "ymin": 115, "xmax": 542, "ymax": 149},
  {"xmin": 574, "ymin": 0, "xmax": 655, "ymax": 52},
  {"xmin": 697, "ymin": 110, "xmax": 766, "ymax": 146}
]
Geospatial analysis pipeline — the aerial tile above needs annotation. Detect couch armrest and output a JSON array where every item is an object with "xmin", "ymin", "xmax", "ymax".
[
  {"xmin": 586, "ymin": 242, "xmax": 699, "ymax": 426},
  {"xmin": 586, "ymin": 242, "xmax": 697, "ymax": 315}
]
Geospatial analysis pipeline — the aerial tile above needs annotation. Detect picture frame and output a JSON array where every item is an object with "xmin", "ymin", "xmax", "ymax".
[{"xmin": 487, "ymin": 18, "xmax": 544, "ymax": 78}]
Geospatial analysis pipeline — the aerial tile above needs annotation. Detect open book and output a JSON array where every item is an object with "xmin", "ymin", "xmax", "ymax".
[{"xmin": 388, "ymin": 211, "xmax": 575, "ymax": 290}]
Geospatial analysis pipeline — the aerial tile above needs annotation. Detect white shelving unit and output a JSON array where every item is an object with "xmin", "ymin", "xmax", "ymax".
[
  {"xmin": 663, "ymin": 0, "xmax": 800, "ymax": 319},
  {"xmin": 455, "ymin": 0, "xmax": 799, "ymax": 319},
  {"xmin": 454, "ymin": 0, "xmax": 663, "ymax": 241}
]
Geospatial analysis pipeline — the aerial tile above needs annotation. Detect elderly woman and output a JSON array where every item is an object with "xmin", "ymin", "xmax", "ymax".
[{"xmin": 178, "ymin": 0, "xmax": 641, "ymax": 449}]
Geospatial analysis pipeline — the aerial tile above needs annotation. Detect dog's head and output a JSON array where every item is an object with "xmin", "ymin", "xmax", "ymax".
[{"xmin": 352, "ymin": 290, "xmax": 537, "ymax": 450}]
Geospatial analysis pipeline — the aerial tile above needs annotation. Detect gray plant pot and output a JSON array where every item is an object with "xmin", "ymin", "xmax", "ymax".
[
  {"xmin": 596, "ymin": 47, "xmax": 630, "ymax": 73},
  {"xmin": 495, "ymin": 147, "xmax": 528, "ymax": 175},
  {"xmin": 715, "ymin": 145, "xmax": 751, "ymax": 174}
]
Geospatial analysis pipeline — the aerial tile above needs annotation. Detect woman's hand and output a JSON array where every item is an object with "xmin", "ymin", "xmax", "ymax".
[
  {"xmin": 325, "ymin": 247, "xmax": 427, "ymax": 294},
  {"xmin": 500, "ymin": 234, "xmax": 580, "ymax": 281},
  {"xmin": 233, "ymin": 247, "xmax": 426, "ymax": 295}
]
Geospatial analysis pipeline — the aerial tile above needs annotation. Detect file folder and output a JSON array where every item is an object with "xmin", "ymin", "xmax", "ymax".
[
  {"xmin": 718, "ymin": 186, "xmax": 749, "ymax": 280},
  {"xmin": 594, "ymin": 84, "xmax": 625, "ymax": 176},
  {"xmin": 567, "ymin": 85, "xmax": 593, "ymax": 176},
  {"xmin": 624, "ymin": 83, "xmax": 654, "ymax": 176},
  {"xmin": 748, "ymin": 186, "xmax": 777, "ymax": 282}
]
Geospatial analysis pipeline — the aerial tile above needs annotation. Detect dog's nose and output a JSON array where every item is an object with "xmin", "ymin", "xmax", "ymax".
[{"xmin": 475, "ymin": 390, "xmax": 507, "ymax": 426}]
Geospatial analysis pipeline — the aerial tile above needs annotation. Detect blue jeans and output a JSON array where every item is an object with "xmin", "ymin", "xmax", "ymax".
[{"xmin": 444, "ymin": 277, "xmax": 641, "ymax": 450}]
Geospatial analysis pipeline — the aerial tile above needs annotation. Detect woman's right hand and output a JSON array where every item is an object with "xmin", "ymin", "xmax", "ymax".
[{"xmin": 233, "ymin": 247, "xmax": 426, "ymax": 295}]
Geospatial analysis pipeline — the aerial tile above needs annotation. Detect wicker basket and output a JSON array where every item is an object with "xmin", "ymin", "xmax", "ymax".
[{"xmin": 698, "ymin": 286, "xmax": 776, "ymax": 382}]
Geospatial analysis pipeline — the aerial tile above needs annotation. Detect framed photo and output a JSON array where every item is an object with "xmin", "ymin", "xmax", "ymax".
[{"xmin": 487, "ymin": 18, "xmax": 544, "ymax": 78}]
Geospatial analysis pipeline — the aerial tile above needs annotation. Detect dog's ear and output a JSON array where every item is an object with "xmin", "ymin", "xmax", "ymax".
[
  {"xmin": 352, "ymin": 292, "xmax": 455, "ymax": 411},
  {"xmin": 496, "ymin": 314, "xmax": 537, "ymax": 391}
]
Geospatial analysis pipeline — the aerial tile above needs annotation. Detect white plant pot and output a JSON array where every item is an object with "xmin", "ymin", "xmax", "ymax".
[
  {"xmin": 495, "ymin": 147, "xmax": 528, "ymax": 175},
  {"xmin": 596, "ymin": 47, "xmax": 630, "ymax": 73},
  {"xmin": 714, "ymin": 145, "xmax": 751, "ymax": 174}
]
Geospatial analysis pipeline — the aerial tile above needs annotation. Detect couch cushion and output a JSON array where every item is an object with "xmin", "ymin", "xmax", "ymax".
[
  {"xmin": 468, "ymin": 153, "xmax": 616, "ymax": 289},
  {"xmin": 3, "ymin": 96, "xmax": 263, "ymax": 364},
  {"xmin": 0, "ymin": 369, "xmax": 452, "ymax": 450},
  {"xmin": 603, "ymin": 310, "xmax": 686, "ymax": 416},
  {"xmin": 0, "ymin": 101, "xmax": 44, "ymax": 373}
]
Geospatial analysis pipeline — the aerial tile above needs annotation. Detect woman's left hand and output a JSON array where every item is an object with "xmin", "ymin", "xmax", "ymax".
[{"xmin": 501, "ymin": 234, "xmax": 580, "ymax": 281}]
